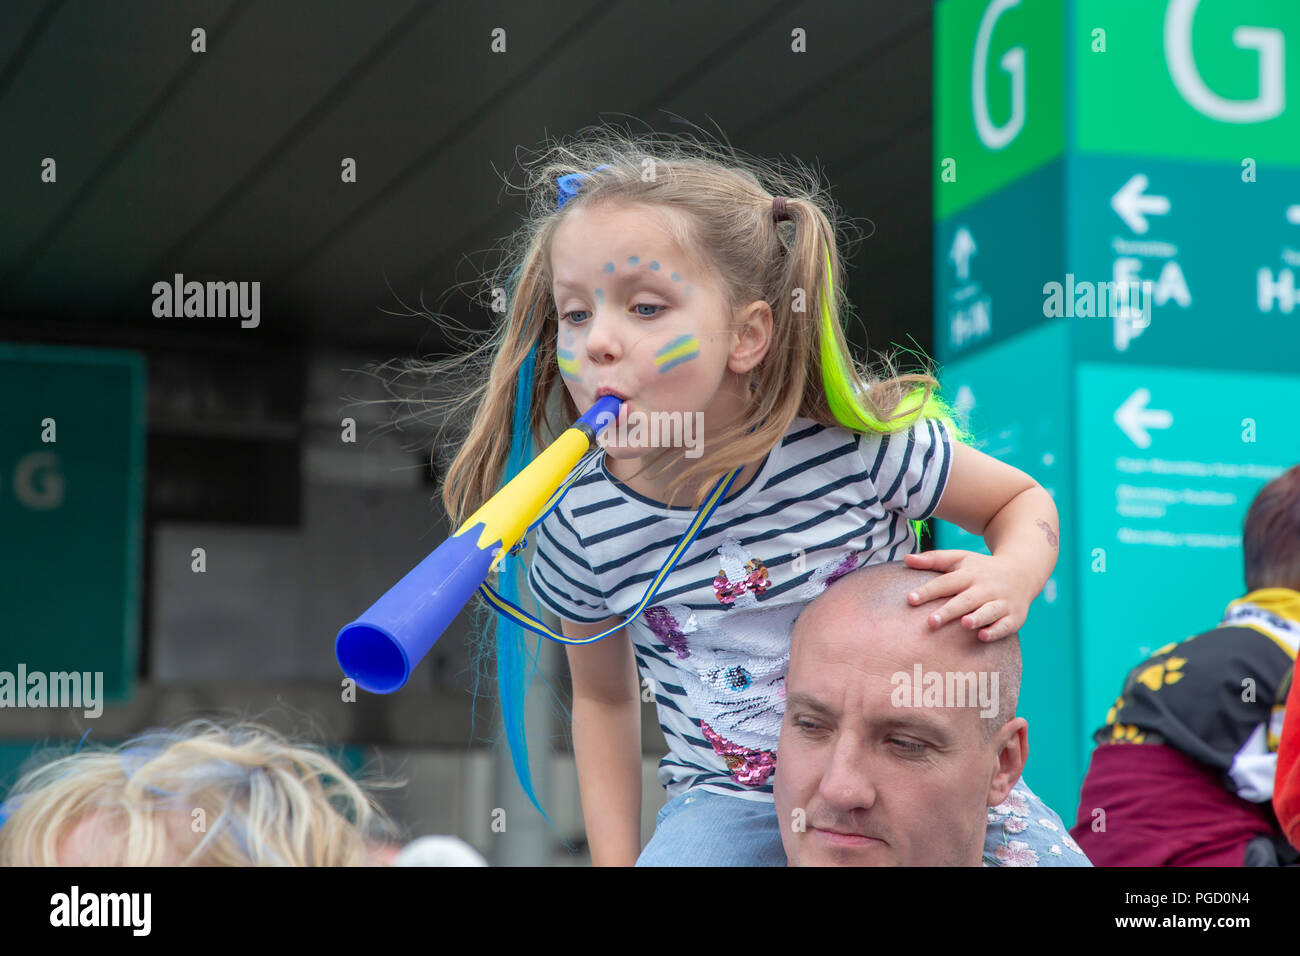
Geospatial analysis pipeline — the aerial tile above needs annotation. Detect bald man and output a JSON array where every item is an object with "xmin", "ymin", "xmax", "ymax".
[{"xmin": 774, "ymin": 561, "xmax": 1090, "ymax": 866}]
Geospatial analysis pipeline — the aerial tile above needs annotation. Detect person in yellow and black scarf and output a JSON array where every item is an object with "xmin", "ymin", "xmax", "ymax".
[{"xmin": 1070, "ymin": 464, "xmax": 1300, "ymax": 867}]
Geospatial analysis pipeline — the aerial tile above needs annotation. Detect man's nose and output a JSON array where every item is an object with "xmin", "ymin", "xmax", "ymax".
[{"xmin": 818, "ymin": 736, "xmax": 877, "ymax": 812}]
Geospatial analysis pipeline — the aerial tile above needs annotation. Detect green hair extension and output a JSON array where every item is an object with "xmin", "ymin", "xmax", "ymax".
[{"xmin": 815, "ymin": 240, "xmax": 966, "ymax": 542}]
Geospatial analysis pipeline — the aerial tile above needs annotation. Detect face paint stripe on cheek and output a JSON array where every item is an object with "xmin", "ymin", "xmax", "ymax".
[
  {"xmin": 556, "ymin": 347, "xmax": 582, "ymax": 381},
  {"xmin": 653, "ymin": 334, "xmax": 700, "ymax": 373}
]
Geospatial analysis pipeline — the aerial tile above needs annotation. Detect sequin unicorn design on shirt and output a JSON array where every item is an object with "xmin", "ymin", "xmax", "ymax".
[
  {"xmin": 713, "ymin": 554, "xmax": 771, "ymax": 604},
  {"xmin": 640, "ymin": 539, "xmax": 865, "ymax": 787}
]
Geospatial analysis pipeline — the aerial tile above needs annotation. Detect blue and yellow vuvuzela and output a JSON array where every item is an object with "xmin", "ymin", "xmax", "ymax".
[{"xmin": 335, "ymin": 395, "xmax": 623, "ymax": 693}]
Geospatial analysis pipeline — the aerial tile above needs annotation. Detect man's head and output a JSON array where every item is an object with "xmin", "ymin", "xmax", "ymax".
[
  {"xmin": 1244, "ymin": 463, "xmax": 1300, "ymax": 593},
  {"xmin": 775, "ymin": 561, "xmax": 1027, "ymax": 866}
]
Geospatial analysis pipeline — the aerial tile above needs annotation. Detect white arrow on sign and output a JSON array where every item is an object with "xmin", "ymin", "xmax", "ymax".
[
  {"xmin": 949, "ymin": 227, "xmax": 977, "ymax": 281},
  {"xmin": 1111, "ymin": 174, "xmax": 1171, "ymax": 235},
  {"xmin": 1114, "ymin": 388, "xmax": 1173, "ymax": 449},
  {"xmin": 1287, "ymin": 204, "xmax": 1300, "ymax": 225}
]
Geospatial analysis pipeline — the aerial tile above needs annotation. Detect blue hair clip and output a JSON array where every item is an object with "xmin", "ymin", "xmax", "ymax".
[{"xmin": 557, "ymin": 164, "xmax": 611, "ymax": 211}]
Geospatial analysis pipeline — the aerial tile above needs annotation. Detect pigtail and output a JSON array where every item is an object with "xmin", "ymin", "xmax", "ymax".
[
  {"xmin": 794, "ymin": 209, "xmax": 969, "ymax": 542},
  {"xmin": 815, "ymin": 237, "xmax": 959, "ymax": 433}
]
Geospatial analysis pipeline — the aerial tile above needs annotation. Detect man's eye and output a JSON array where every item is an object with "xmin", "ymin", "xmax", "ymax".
[
  {"xmin": 795, "ymin": 719, "xmax": 822, "ymax": 734},
  {"xmin": 562, "ymin": 310, "xmax": 590, "ymax": 324},
  {"xmin": 889, "ymin": 738, "xmax": 926, "ymax": 755},
  {"xmin": 634, "ymin": 304, "xmax": 665, "ymax": 317}
]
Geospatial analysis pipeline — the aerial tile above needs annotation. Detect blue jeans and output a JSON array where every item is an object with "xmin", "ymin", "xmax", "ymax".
[{"xmin": 634, "ymin": 777, "xmax": 1093, "ymax": 866}]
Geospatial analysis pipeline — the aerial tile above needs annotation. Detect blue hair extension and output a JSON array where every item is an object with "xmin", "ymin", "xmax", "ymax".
[
  {"xmin": 492, "ymin": 329, "xmax": 557, "ymax": 824},
  {"xmin": 478, "ymin": 168, "xmax": 608, "ymax": 828},
  {"xmin": 459, "ymin": 260, "xmax": 560, "ymax": 825}
]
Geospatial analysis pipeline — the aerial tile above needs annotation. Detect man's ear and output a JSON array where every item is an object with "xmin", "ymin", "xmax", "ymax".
[{"xmin": 986, "ymin": 717, "xmax": 1028, "ymax": 807}]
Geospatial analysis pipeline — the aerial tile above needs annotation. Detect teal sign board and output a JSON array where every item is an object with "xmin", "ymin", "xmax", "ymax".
[
  {"xmin": 935, "ymin": 0, "xmax": 1300, "ymax": 824},
  {"xmin": 1069, "ymin": 155, "xmax": 1300, "ymax": 372},
  {"xmin": 1075, "ymin": 363, "xmax": 1300, "ymax": 734},
  {"xmin": 935, "ymin": 159, "xmax": 1065, "ymax": 363},
  {"xmin": 0, "ymin": 344, "xmax": 146, "ymax": 702}
]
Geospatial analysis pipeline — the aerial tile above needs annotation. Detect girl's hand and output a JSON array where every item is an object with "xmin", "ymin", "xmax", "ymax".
[{"xmin": 901, "ymin": 550, "xmax": 1035, "ymax": 641}]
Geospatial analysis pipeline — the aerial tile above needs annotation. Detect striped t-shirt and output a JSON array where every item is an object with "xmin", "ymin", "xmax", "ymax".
[{"xmin": 526, "ymin": 414, "xmax": 954, "ymax": 804}]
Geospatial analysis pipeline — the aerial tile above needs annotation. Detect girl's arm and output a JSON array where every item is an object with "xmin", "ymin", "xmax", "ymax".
[
  {"xmin": 562, "ymin": 614, "xmax": 644, "ymax": 866},
  {"xmin": 903, "ymin": 441, "xmax": 1059, "ymax": 641}
]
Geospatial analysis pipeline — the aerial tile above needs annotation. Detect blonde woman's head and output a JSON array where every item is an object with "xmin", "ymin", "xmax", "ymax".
[{"xmin": 0, "ymin": 719, "xmax": 398, "ymax": 866}]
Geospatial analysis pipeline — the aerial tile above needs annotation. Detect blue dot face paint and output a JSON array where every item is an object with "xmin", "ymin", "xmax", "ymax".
[
  {"xmin": 649, "ymin": 261, "xmax": 660, "ymax": 271},
  {"xmin": 594, "ymin": 289, "xmax": 603, "ymax": 303},
  {"xmin": 603, "ymin": 262, "xmax": 615, "ymax": 273},
  {"xmin": 670, "ymin": 272, "xmax": 680, "ymax": 282},
  {"xmin": 653, "ymin": 334, "xmax": 700, "ymax": 373},
  {"xmin": 628, "ymin": 256, "xmax": 639, "ymax": 266}
]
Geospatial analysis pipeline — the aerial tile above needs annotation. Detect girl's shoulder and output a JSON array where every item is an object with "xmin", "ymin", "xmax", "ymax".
[
  {"xmin": 853, "ymin": 415, "xmax": 955, "ymax": 519},
  {"xmin": 783, "ymin": 414, "xmax": 950, "ymax": 468},
  {"xmin": 845, "ymin": 409, "xmax": 952, "ymax": 449}
]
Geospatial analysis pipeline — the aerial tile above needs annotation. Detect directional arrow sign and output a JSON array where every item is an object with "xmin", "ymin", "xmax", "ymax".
[
  {"xmin": 1074, "ymin": 155, "xmax": 1300, "ymax": 373},
  {"xmin": 1111, "ymin": 174, "xmax": 1171, "ymax": 234},
  {"xmin": 949, "ymin": 227, "xmax": 977, "ymax": 280},
  {"xmin": 1080, "ymin": 362, "xmax": 1300, "ymax": 776},
  {"xmin": 1114, "ymin": 387, "xmax": 1172, "ymax": 448}
]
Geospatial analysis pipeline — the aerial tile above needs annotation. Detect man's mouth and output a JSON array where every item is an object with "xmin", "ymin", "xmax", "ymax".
[{"xmin": 812, "ymin": 826, "xmax": 885, "ymax": 848}]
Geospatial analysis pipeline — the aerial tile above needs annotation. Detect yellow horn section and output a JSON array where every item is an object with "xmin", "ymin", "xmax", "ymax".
[{"xmin": 455, "ymin": 427, "xmax": 594, "ymax": 572}]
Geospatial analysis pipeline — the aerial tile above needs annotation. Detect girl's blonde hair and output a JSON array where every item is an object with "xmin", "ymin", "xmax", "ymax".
[
  {"xmin": 0, "ymin": 719, "xmax": 399, "ymax": 866},
  {"xmin": 419, "ymin": 124, "xmax": 955, "ymax": 523}
]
